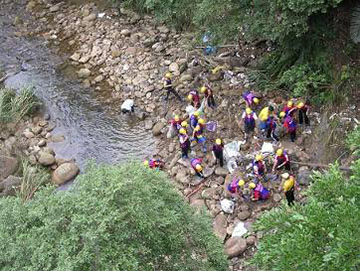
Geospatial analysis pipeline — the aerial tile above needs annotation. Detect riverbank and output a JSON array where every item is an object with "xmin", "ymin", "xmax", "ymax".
[{"xmin": 4, "ymin": 0, "xmax": 360, "ymax": 269}]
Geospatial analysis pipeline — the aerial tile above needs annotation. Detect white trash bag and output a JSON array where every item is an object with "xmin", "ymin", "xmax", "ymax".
[
  {"xmin": 220, "ymin": 199, "xmax": 235, "ymax": 214},
  {"xmin": 232, "ymin": 222, "xmax": 248, "ymax": 237}
]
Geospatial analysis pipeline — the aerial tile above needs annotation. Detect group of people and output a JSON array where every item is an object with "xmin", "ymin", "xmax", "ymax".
[{"xmin": 143, "ymin": 72, "xmax": 311, "ymax": 206}]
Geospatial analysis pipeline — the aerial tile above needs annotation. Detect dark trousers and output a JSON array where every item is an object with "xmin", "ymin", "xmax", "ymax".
[
  {"xmin": 196, "ymin": 171, "xmax": 204, "ymax": 178},
  {"xmin": 290, "ymin": 130, "xmax": 296, "ymax": 142},
  {"xmin": 266, "ymin": 128, "xmax": 279, "ymax": 141},
  {"xmin": 215, "ymin": 151, "xmax": 224, "ymax": 167},
  {"xmin": 299, "ymin": 110, "xmax": 309, "ymax": 125},
  {"xmin": 181, "ymin": 146, "xmax": 189, "ymax": 158},
  {"xmin": 165, "ymin": 87, "xmax": 182, "ymax": 101},
  {"xmin": 244, "ymin": 122, "xmax": 255, "ymax": 134},
  {"xmin": 285, "ymin": 188, "xmax": 295, "ymax": 206},
  {"xmin": 207, "ymin": 95, "xmax": 216, "ymax": 108}
]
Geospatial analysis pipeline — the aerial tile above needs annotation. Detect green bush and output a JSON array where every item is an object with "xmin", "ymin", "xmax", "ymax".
[
  {"xmin": 0, "ymin": 87, "xmax": 39, "ymax": 123},
  {"xmin": 346, "ymin": 126, "xmax": 360, "ymax": 156},
  {"xmin": 248, "ymin": 161, "xmax": 360, "ymax": 271},
  {"xmin": 0, "ymin": 162, "xmax": 228, "ymax": 271}
]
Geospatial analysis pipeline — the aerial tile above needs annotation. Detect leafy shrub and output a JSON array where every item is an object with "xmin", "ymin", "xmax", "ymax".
[
  {"xmin": 0, "ymin": 162, "xmax": 228, "ymax": 271},
  {"xmin": 346, "ymin": 126, "xmax": 360, "ymax": 156},
  {"xmin": 248, "ymin": 161, "xmax": 360, "ymax": 271}
]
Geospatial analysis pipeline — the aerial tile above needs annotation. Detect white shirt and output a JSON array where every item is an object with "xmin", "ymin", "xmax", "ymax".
[{"xmin": 121, "ymin": 99, "xmax": 134, "ymax": 111}]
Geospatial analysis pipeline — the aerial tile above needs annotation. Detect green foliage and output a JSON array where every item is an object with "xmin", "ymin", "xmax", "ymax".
[
  {"xmin": 0, "ymin": 162, "xmax": 228, "ymax": 271},
  {"xmin": 350, "ymin": 4, "xmax": 360, "ymax": 43},
  {"xmin": 346, "ymin": 126, "xmax": 360, "ymax": 156},
  {"xmin": 17, "ymin": 159, "xmax": 50, "ymax": 202},
  {"xmin": 0, "ymin": 87, "xmax": 40, "ymax": 123},
  {"xmin": 249, "ymin": 161, "xmax": 360, "ymax": 271}
]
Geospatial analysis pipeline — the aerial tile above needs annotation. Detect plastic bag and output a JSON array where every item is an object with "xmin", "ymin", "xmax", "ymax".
[
  {"xmin": 261, "ymin": 142, "xmax": 274, "ymax": 154},
  {"xmin": 220, "ymin": 199, "xmax": 235, "ymax": 214},
  {"xmin": 232, "ymin": 222, "xmax": 248, "ymax": 237}
]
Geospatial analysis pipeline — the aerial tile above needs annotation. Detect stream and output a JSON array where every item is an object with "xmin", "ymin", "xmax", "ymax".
[{"xmin": 0, "ymin": 0, "xmax": 154, "ymax": 170}]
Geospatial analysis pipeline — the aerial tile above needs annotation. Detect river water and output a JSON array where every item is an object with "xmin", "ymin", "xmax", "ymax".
[{"xmin": 0, "ymin": 0, "xmax": 154, "ymax": 169}]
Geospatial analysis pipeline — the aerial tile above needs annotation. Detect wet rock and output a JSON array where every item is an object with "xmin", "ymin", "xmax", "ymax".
[
  {"xmin": 37, "ymin": 139, "xmax": 46, "ymax": 147},
  {"xmin": 38, "ymin": 151, "xmax": 55, "ymax": 166},
  {"xmin": 144, "ymin": 119, "xmax": 153, "ymax": 130},
  {"xmin": 213, "ymin": 213, "xmax": 228, "ymax": 241},
  {"xmin": 50, "ymin": 135, "xmax": 65, "ymax": 143},
  {"xmin": 46, "ymin": 123, "xmax": 56, "ymax": 132},
  {"xmin": 238, "ymin": 210, "xmax": 251, "ymax": 221},
  {"xmin": 38, "ymin": 120, "xmax": 48, "ymax": 127},
  {"xmin": 23, "ymin": 130, "xmax": 35, "ymax": 139},
  {"xmin": 77, "ymin": 68, "xmax": 91, "ymax": 78},
  {"xmin": 83, "ymin": 13, "xmax": 97, "ymax": 22},
  {"xmin": 0, "ymin": 156, "xmax": 19, "ymax": 181},
  {"xmin": 273, "ymin": 193, "xmax": 282, "ymax": 202},
  {"xmin": 224, "ymin": 237, "xmax": 247, "ymax": 258},
  {"xmin": 215, "ymin": 167, "xmax": 228, "ymax": 176},
  {"xmin": 0, "ymin": 176, "xmax": 22, "ymax": 196},
  {"xmin": 52, "ymin": 162, "xmax": 79, "ymax": 185},
  {"xmin": 298, "ymin": 169, "xmax": 311, "ymax": 185},
  {"xmin": 152, "ymin": 121, "xmax": 165, "ymax": 136}
]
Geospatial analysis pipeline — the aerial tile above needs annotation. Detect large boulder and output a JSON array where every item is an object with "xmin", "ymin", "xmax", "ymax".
[
  {"xmin": 224, "ymin": 237, "xmax": 247, "ymax": 258},
  {"xmin": 0, "ymin": 175, "xmax": 22, "ymax": 196},
  {"xmin": 213, "ymin": 213, "xmax": 228, "ymax": 241},
  {"xmin": 152, "ymin": 122, "xmax": 165, "ymax": 136},
  {"xmin": 52, "ymin": 163, "xmax": 79, "ymax": 185},
  {"xmin": 38, "ymin": 151, "xmax": 55, "ymax": 166},
  {"xmin": 0, "ymin": 156, "xmax": 19, "ymax": 181}
]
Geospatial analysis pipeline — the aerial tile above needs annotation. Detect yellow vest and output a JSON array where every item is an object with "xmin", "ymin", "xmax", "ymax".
[
  {"xmin": 259, "ymin": 107, "xmax": 269, "ymax": 121},
  {"xmin": 283, "ymin": 177, "xmax": 295, "ymax": 192}
]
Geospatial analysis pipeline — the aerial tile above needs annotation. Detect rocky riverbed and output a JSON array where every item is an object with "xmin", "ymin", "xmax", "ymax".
[{"xmin": 1, "ymin": 0, "xmax": 359, "ymax": 270}]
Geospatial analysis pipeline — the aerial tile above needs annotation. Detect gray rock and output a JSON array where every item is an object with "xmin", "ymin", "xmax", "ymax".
[
  {"xmin": 190, "ymin": 199, "xmax": 206, "ymax": 213},
  {"xmin": 38, "ymin": 151, "xmax": 55, "ymax": 166},
  {"xmin": 37, "ymin": 139, "xmax": 46, "ymax": 147},
  {"xmin": 70, "ymin": 52, "xmax": 81, "ymax": 62},
  {"xmin": 0, "ymin": 156, "xmax": 19, "ymax": 181},
  {"xmin": 213, "ymin": 213, "xmax": 228, "ymax": 241},
  {"xmin": 238, "ymin": 210, "xmax": 251, "ymax": 221},
  {"xmin": 23, "ymin": 130, "xmax": 35, "ymax": 139},
  {"xmin": 52, "ymin": 162, "xmax": 79, "ymax": 185},
  {"xmin": 179, "ymin": 74, "xmax": 193, "ymax": 82},
  {"xmin": 94, "ymin": 75, "xmax": 104, "ymax": 83},
  {"xmin": 224, "ymin": 237, "xmax": 247, "ymax": 258},
  {"xmin": 273, "ymin": 193, "xmax": 282, "ymax": 202},
  {"xmin": 31, "ymin": 126, "xmax": 42, "ymax": 135},
  {"xmin": 49, "ymin": 5, "xmax": 59, "ymax": 12},
  {"xmin": 152, "ymin": 122, "xmax": 165, "ymax": 136},
  {"xmin": 78, "ymin": 55, "xmax": 91, "ymax": 64},
  {"xmin": 0, "ymin": 176, "xmax": 22, "ymax": 196},
  {"xmin": 77, "ymin": 68, "xmax": 91, "ymax": 78},
  {"xmin": 169, "ymin": 62, "xmax": 179, "ymax": 73},
  {"xmin": 246, "ymin": 235, "xmax": 256, "ymax": 246},
  {"xmin": 298, "ymin": 169, "xmax": 311, "ymax": 185},
  {"xmin": 215, "ymin": 167, "xmax": 228, "ymax": 176},
  {"xmin": 83, "ymin": 13, "xmax": 97, "ymax": 22},
  {"xmin": 203, "ymin": 167, "xmax": 215, "ymax": 178},
  {"xmin": 144, "ymin": 119, "xmax": 153, "ymax": 130},
  {"xmin": 121, "ymin": 29, "xmax": 131, "ymax": 36}
]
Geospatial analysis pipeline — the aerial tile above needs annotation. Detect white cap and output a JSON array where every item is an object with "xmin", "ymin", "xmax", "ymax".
[{"xmin": 281, "ymin": 173, "xmax": 290, "ymax": 179}]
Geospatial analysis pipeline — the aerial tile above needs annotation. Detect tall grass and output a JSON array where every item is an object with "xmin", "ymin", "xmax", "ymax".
[
  {"xmin": 17, "ymin": 159, "xmax": 50, "ymax": 202},
  {"xmin": 0, "ymin": 87, "xmax": 40, "ymax": 123}
]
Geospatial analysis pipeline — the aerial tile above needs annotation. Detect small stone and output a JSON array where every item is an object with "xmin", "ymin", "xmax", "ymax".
[
  {"xmin": 213, "ymin": 213, "xmax": 228, "ymax": 241},
  {"xmin": 77, "ymin": 68, "xmax": 91, "ymax": 78},
  {"xmin": 169, "ymin": 62, "xmax": 179, "ymax": 72},
  {"xmin": 78, "ymin": 55, "xmax": 91, "ymax": 64},
  {"xmin": 31, "ymin": 126, "xmax": 42, "ymax": 135},
  {"xmin": 144, "ymin": 119, "xmax": 153, "ymax": 130},
  {"xmin": 179, "ymin": 74, "xmax": 193, "ymax": 82},
  {"xmin": 246, "ymin": 236, "xmax": 256, "ymax": 246},
  {"xmin": 70, "ymin": 52, "xmax": 81, "ymax": 62},
  {"xmin": 238, "ymin": 211, "xmax": 251, "ymax": 221},
  {"xmin": 49, "ymin": 5, "xmax": 59, "ymax": 12},
  {"xmin": 83, "ymin": 13, "xmax": 97, "ymax": 22},
  {"xmin": 111, "ymin": 50, "xmax": 121, "ymax": 58},
  {"xmin": 224, "ymin": 237, "xmax": 247, "ymax": 258},
  {"xmin": 152, "ymin": 122, "xmax": 165, "ymax": 136},
  {"xmin": 38, "ymin": 151, "xmax": 55, "ymax": 166},
  {"xmin": 52, "ymin": 162, "xmax": 79, "ymax": 185},
  {"xmin": 94, "ymin": 75, "xmax": 104, "ymax": 83},
  {"xmin": 215, "ymin": 167, "xmax": 228, "ymax": 176},
  {"xmin": 23, "ymin": 130, "xmax": 35, "ymax": 139},
  {"xmin": 37, "ymin": 139, "xmax": 46, "ymax": 147},
  {"xmin": 273, "ymin": 193, "xmax": 282, "ymax": 202},
  {"xmin": 120, "ymin": 29, "xmax": 131, "ymax": 37}
]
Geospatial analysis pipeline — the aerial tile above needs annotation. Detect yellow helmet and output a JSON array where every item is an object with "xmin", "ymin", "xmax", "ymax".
[
  {"xmin": 253, "ymin": 97, "xmax": 259, "ymax": 104},
  {"xmin": 287, "ymin": 100, "xmax": 293, "ymax": 107},
  {"xmin": 238, "ymin": 179, "xmax": 245, "ymax": 187},
  {"xmin": 281, "ymin": 173, "xmax": 290, "ymax": 179},
  {"xmin": 179, "ymin": 128, "xmax": 186, "ymax": 134},
  {"xmin": 143, "ymin": 160, "xmax": 149, "ymax": 166},
  {"xmin": 276, "ymin": 149, "xmax": 283, "ymax": 156},
  {"xmin": 249, "ymin": 182, "xmax": 256, "ymax": 189},
  {"xmin": 245, "ymin": 107, "xmax": 252, "ymax": 114},
  {"xmin": 195, "ymin": 164, "xmax": 202, "ymax": 171},
  {"xmin": 297, "ymin": 102, "xmax": 304, "ymax": 109},
  {"xmin": 200, "ymin": 86, "xmax": 207, "ymax": 93},
  {"xmin": 194, "ymin": 125, "xmax": 201, "ymax": 131},
  {"xmin": 193, "ymin": 111, "xmax": 200, "ymax": 117},
  {"xmin": 188, "ymin": 94, "xmax": 193, "ymax": 100},
  {"xmin": 181, "ymin": 121, "xmax": 188, "ymax": 127},
  {"xmin": 216, "ymin": 138, "xmax": 222, "ymax": 145},
  {"xmin": 174, "ymin": 115, "xmax": 179, "ymax": 121},
  {"xmin": 165, "ymin": 72, "xmax": 172, "ymax": 78},
  {"xmin": 255, "ymin": 154, "xmax": 263, "ymax": 161},
  {"xmin": 279, "ymin": 111, "xmax": 286, "ymax": 118},
  {"xmin": 198, "ymin": 118, "xmax": 205, "ymax": 124}
]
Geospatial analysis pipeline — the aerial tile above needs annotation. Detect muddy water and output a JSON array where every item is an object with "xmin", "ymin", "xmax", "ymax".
[{"xmin": 0, "ymin": 0, "xmax": 154, "ymax": 169}]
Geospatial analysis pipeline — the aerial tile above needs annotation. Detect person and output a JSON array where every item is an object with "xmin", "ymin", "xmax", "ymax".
[
  {"xmin": 242, "ymin": 90, "xmax": 260, "ymax": 107},
  {"xmin": 188, "ymin": 89, "xmax": 200, "ymax": 108},
  {"xmin": 241, "ymin": 107, "xmax": 257, "ymax": 136},
  {"xmin": 272, "ymin": 148, "xmax": 290, "ymax": 171},
  {"xmin": 253, "ymin": 154, "xmax": 267, "ymax": 182},
  {"xmin": 170, "ymin": 115, "xmax": 182, "ymax": 130},
  {"xmin": 191, "ymin": 158, "xmax": 204, "ymax": 178},
  {"xmin": 283, "ymin": 114, "xmax": 297, "ymax": 142},
  {"xmin": 258, "ymin": 105, "xmax": 274, "ymax": 133},
  {"xmin": 250, "ymin": 182, "xmax": 270, "ymax": 201},
  {"xmin": 144, "ymin": 159, "xmax": 164, "ymax": 170},
  {"xmin": 297, "ymin": 100, "xmax": 310, "ymax": 126},
  {"xmin": 266, "ymin": 116, "xmax": 279, "ymax": 141},
  {"xmin": 212, "ymin": 138, "xmax": 224, "ymax": 167},
  {"xmin": 227, "ymin": 178, "xmax": 245, "ymax": 195},
  {"xmin": 190, "ymin": 111, "xmax": 200, "ymax": 130},
  {"xmin": 163, "ymin": 72, "xmax": 182, "ymax": 102},
  {"xmin": 279, "ymin": 173, "xmax": 296, "ymax": 206},
  {"xmin": 282, "ymin": 100, "xmax": 297, "ymax": 117},
  {"xmin": 201, "ymin": 85, "xmax": 216, "ymax": 109},
  {"xmin": 121, "ymin": 99, "xmax": 134, "ymax": 113},
  {"xmin": 192, "ymin": 124, "xmax": 207, "ymax": 153},
  {"xmin": 181, "ymin": 120, "xmax": 189, "ymax": 133},
  {"xmin": 179, "ymin": 128, "xmax": 191, "ymax": 158}
]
